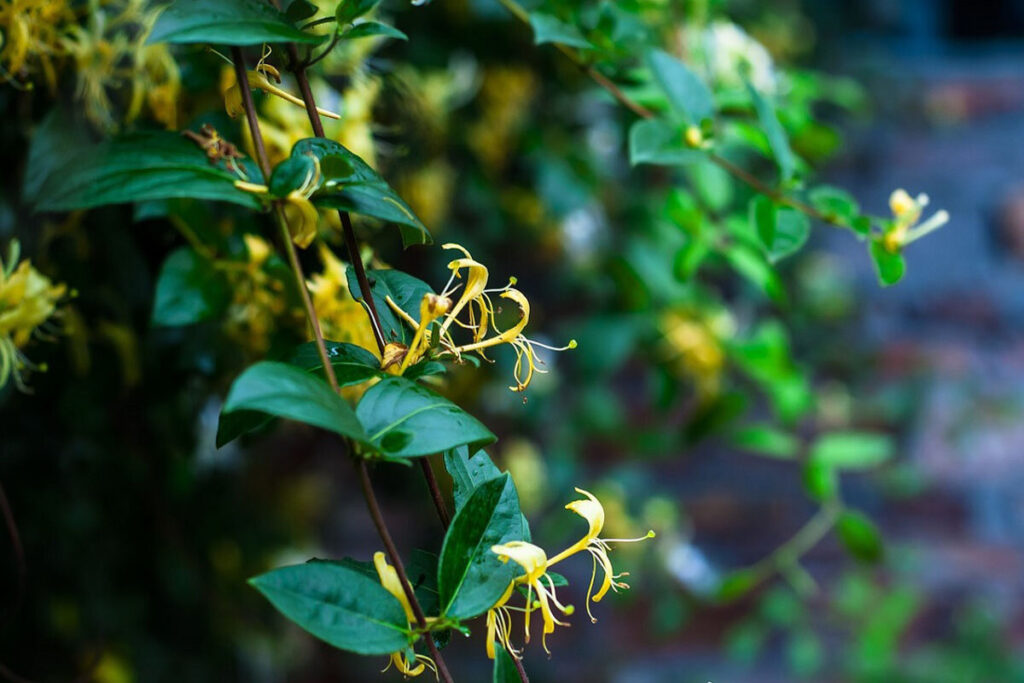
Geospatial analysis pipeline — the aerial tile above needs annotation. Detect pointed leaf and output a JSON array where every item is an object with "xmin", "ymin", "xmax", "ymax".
[
  {"xmin": 288, "ymin": 341, "xmax": 383, "ymax": 385},
  {"xmin": 529, "ymin": 13, "xmax": 592, "ymax": 49},
  {"xmin": 747, "ymin": 82, "xmax": 795, "ymax": 182},
  {"xmin": 438, "ymin": 474, "xmax": 525, "ymax": 618},
  {"xmin": 341, "ymin": 21, "xmax": 408, "ymax": 41},
  {"xmin": 149, "ymin": 0, "xmax": 326, "ymax": 45},
  {"xmin": 356, "ymin": 377, "xmax": 495, "ymax": 458},
  {"xmin": 870, "ymin": 240, "xmax": 905, "ymax": 286},
  {"xmin": 444, "ymin": 446, "xmax": 502, "ymax": 511},
  {"xmin": 629, "ymin": 118, "xmax": 703, "ymax": 167},
  {"xmin": 346, "ymin": 268, "xmax": 435, "ymax": 345},
  {"xmin": 223, "ymin": 361, "xmax": 370, "ymax": 442},
  {"xmin": 249, "ymin": 562, "xmax": 409, "ymax": 654}
]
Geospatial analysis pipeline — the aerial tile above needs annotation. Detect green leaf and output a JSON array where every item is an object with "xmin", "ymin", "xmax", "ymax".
[
  {"xmin": 151, "ymin": 248, "xmax": 228, "ymax": 326},
  {"xmin": 444, "ymin": 446, "xmax": 502, "ymax": 511},
  {"xmin": 750, "ymin": 195, "xmax": 776, "ymax": 248},
  {"xmin": 771, "ymin": 208, "xmax": 810, "ymax": 262},
  {"xmin": 438, "ymin": 474, "xmax": 524, "ymax": 619},
  {"xmin": 290, "ymin": 138, "xmax": 431, "ymax": 247},
  {"xmin": 215, "ymin": 409, "xmax": 271, "ymax": 449},
  {"xmin": 802, "ymin": 461, "xmax": 837, "ymax": 502},
  {"xmin": 810, "ymin": 431, "xmax": 893, "ymax": 470},
  {"xmin": 716, "ymin": 569, "xmax": 758, "ymax": 603},
  {"xmin": 646, "ymin": 49, "xmax": 714, "ymax": 124},
  {"xmin": 285, "ymin": 0, "xmax": 319, "ymax": 23},
  {"xmin": 808, "ymin": 185, "xmax": 859, "ymax": 221},
  {"xmin": 346, "ymin": 268, "xmax": 435, "ymax": 345},
  {"xmin": 493, "ymin": 646, "xmax": 521, "ymax": 682},
  {"xmin": 356, "ymin": 377, "xmax": 496, "ymax": 458},
  {"xmin": 836, "ymin": 510, "xmax": 884, "ymax": 563},
  {"xmin": 746, "ymin": 83, "xmax": 795, "ymax": 182},
  {"xmin": 730, "ymin": 424, "xmax": 799, "ymax": 459},
  {"xmin": 529, "ymin": 13, "xmax": 592, "ymax": 49},
  {"xmin": 223, "ymin": 361, "xmax": 370, "ymax": 443},
  {"xmin": 249, "ymin": 562, "xmax": 409, "ymax": 655},
  {"xmin": 628, "ymin": 119, "xmax": 704, "ymax": 167},
  {"xmin": 723, "ymin": 243, "xmax": 786, "ymax": 304},
  {"xmin": 33, "ymin": 132, "xmax": 263, "ymax": 212},
  {"xmin": 288, "ymin": 341, "xmax": 382, "ymax": 386},
  {"xmin": 336, "ymin": 0, "xmax": 380, "ymax": 24},
  {"xmin": 149, "ymin": 0, "xmax": 325, "ymax": 45},
  {"xmin": 341, "ymin": 20, "xmax": 408, "ymax": 41},
  {"xmin": 269, "ymin": 153, "xmax": 320, "ymax": 198},
  {"xmin": 869, "ymin": 240, "xmax": 905, "ymax": 286}
]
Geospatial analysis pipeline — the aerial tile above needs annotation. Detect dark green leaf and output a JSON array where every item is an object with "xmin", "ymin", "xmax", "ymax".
[
  {"xmin": 810, "ymin": 432, "xmax": 893, "ymax": 470},
  {"xmin": 529, "ymin": 13, "xmax": 592, "ymax": 49},
  {"xmin": 345, "ymin": 268, "xmax": 434, "ymax": 345},
  {"xmin": 493, "ymin": 646, "xmax": 521, "ymax": 682},
  {"xmin": 290, "ymin": 138, "xmax": 431, "ymax": 247},
  {"xmin": 629, "ymin": 119, "xmax": 704, "ymax": 167},
  {"xmin": 836, "ymin": 510, "xmax": 884, "ymax": 563},
  {"xmin": 288, "ymin": 341, "xmax": 382, "ymax": 385},
  {"xmin": 215, "ymin": 409, "xmax": 271, "ymax": 448},
  {"xmin": 223, "ymin": 361, "xmax": 370, "ymax": 442},
  {"xmin": 151, "ymin": 248, "xmax": 229, "ymax": 326},
  {"xmin": 444, "ymin": 446, "xmax": 502, "ymax": 511},
  {"xmin": 149, "ymin": 0, "xmax": 325, "ymax": 45},
  {"xmin": 249, "ymin": 562, "xmax": 409, "ymax": 654},
  {"xmin": 341, "ymin": 20, "xmax": 408, "ymax": 41},
  {"xmin": 870, "ymin": 240, "xmax": 905, "ymax": 286},
  {"xmin": 336, "ymin": 0, "xmax": 380, "ymax": 23},
  {"xmin": 403, "ymin": 360, "xmax": 447, "ymax": 381},
  {"xmin": 285, "ymin": 0, "xmax": 319, "ymax": 22},
  {"xmin": 646, "ymin": 49, "xmax": 714, "ymax": 123},
  {"xmin": 723, "ymin": 243, "xmax": 786, "ymax": 304},
  {"xmin": 33, "ymin": 132, "xmax": 262, "ymax": 212},
  {"xmin": 746, "ymin": 83, "xmax": 795, "ymax": 182},
  {"xmin": 750, "ymin": 195, "xmax": 776, "ymax": 249},
  {"xmin": 269, "ymin": 153, "xmax": 320, "ymax": 198},
  {"xmin": 356, "ymin": 377, "xmax": 495, "ymax": 458},
  {"xmin": 769, "ymin": 208, "xmax": 810, "ymax": 262},
  {"xmin": 716, "ymin": 569, "xmax": 758, "ymax": 603},
  {"xmin": 438, "ymin": 474, "xmax": 524, "ymax": 619},
  {"xmin": 808, "ymin": 185, "xmax": 859, "ymax": 221}
]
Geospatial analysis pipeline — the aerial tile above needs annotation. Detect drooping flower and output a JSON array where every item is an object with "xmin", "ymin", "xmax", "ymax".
[
  {"xmin": 372, "ymin": 552, "xmax": 436, "ymax": 678},
  {"xmin": 386, "ymin": 243, "xmax": 575, "ymax": 392},
  {"xmin": 0, "ymin": 240, "xmax": 67, "ymax": 390},
  {"xmin": 490, "ymin": 541, "xmax": 574, "ymax": 654}
]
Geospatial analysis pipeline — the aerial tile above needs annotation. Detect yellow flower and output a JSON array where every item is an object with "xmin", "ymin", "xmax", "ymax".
[
  {"xmin": 0, "ymin": 240, "xmax": 67, "ymax": 390},
  {"xmin": 387, "ymin": 243, "xmax": 575, "ymax": 392},
  {"xmin": 485, "ymin": 488, "xmax": 654, "ymax": 659},
  {"xmin": 883, "ymin": 188, "xmax": 949, "ymax": 252},
  {"xmin": 222, "ymin": 235, "xmax": 290, "ymax": 356},
  {"xmin": 490, "ymin": 541, "xmax": 573, "ymax": 654},
  {"xmin": 659, "ymin": 309, "xmax": 726, "ymax": 398},
  {"xmin": 372, "ymin": 552, "xmax": 436, "ymax": 678},
  {"xmin": 0, "ymin": 0, "xmax": 74, "ymax": 90}
]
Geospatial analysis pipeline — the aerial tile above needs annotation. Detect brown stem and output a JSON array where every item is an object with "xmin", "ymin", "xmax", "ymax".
[
  {"xmin": 358, "ymin": 461, "xmax": 454, "ymax": 683},
  {"xmin": 285, "ymin": 50, "xmax": 456, "ymax": 537},
  {"xmin": 419, "ymin": 458, "xmax": 451, "ymax": 529},
  {"xmin": 511, "ymin": 651, "xmax": 530, "ymax": 682},
  {"xmin": 233, "ymin": 47, "xmax": 452, "ymax": 681}
]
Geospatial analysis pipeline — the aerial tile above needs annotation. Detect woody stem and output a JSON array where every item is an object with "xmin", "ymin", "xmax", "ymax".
[
  {"xmin": 284, "ymin": 45, "xmax": 453, "ymax": 532},
  {"xmin": 232, "ymin": 47, "xmax": 453, "ymax": 683}
]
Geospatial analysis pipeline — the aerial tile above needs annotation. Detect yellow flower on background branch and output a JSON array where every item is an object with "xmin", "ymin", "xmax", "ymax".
[
  {"xmin": 372, "ymin": 552, "xmax": 437, "ymax": 678},
  {"xmin": 883, "ymin": 188, "xmax": 949, "ymax": 252}
]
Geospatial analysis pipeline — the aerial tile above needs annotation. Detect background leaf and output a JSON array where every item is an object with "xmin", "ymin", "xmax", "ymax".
[
  {"xmin": 646, "ymin": 49, "xmax": 715, "ymax": 123},
  {"xmin": 836, "ymin": 510, "xmax": 884, "ymax": 563},
  {"xmin": 747, "ymin": 82, "xmax": 796, "ymax": 183},
  {"xmin": 870, "ymin": 240, "xmax": 906, "ymax": 286},
  {"xmin": 810, "ymin": 432, "xmax": 893, "ymax": 470},
  {"xmin": 629, "ymin": 119, "xmax": 704, "ymax": 167},
  {"xmin": 151, "ymin": 248, "xmax": 228, "ymax": 326},
  {"xmin": 529, "ymin": 13, "xmax": 592, "ymax": 49}
]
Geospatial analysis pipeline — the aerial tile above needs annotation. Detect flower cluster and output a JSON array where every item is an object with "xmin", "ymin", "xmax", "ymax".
[
  {"xmin": 386, "ymin": 243, "xmax": 575, "ymax": 393},
  {"xmin": 0, "ymin": 240, "xmax": 67, "ymax": 390}
]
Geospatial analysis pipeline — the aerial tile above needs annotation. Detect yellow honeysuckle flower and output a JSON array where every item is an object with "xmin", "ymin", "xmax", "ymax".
[
  {"xmin": 883, "ymin": 188, "xmax": 949, "ymax": 252},
  {"xmin": 484, "ymin": 582, "xmax": 518, "ymax": 660},
  {"xmin": 386, "ymin": 243, "xmax": 575, "ymax": 392},
  {"xmin": 491, "ymin": 541, "xmax": 573, "ymax": 654},
  {"xmin": 0, "ymin": 240, "xmax": 67, "ymax": 390},
  {"xmin": 372, "ymin": 552, "xmax": 437, "ymax": 678},
  {"xmin": 546, "ymin": 488, "xmax": 655, "ymax": 622}
]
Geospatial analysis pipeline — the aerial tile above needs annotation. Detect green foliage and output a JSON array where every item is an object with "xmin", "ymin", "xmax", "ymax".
[
  {"xmin": 32, "ymin": 132, "xmax": 262, "ymax": 212},
  {"xmin": 870, "ymin": 240, "xmax": 906, "ymax": 286},
  {"xmin": 340, "ymin": 21, "xmax": 407, "ymax": 41},
  {"xmin": 629, "ymin": 119, "xmax": 703, "ymax": 167},
  {"xmin": 810, "ymin": 432, "xmax": 894, "ymax": 470},
  {"xmin": 345, "ymin": 268, "xmax": 435, "ymax": 345},
  {"xmin": 249, "ymin": 562, "xmax": 411, "ymax": 654},
  {"xmin": 836, "ymin": 510, "xmax": 884, "ymax": 563},
  {"xmin": 530, "ymin": 13, "xmax": 592, "ymax": 49},
  {"xmin": 746, "ymin": 83, "xmax": 796, "ymax": 183},
  {"xmin": 438, "ymin": 474, "xmax": 525, "ymax": 619},
  {"xmin": 493, "ymin": 646, "xmax": 521, "ymax": 682},
  {"xmin": 223, "ymin": 361, "xmax": 370, "ymax": 442},
  {"xmin": 444, "ymin": 446, "xmax": 502, "ymax": 511},
  {"xmin": 151, "ymin": 248, "xmax": 229, "ymax": 326},
  {"xmin": 646, "ymin": 49, "xmax": 715, "ymax": 124},
  {"xmin": 355, "ymin": 376, "xmax": 496, "ymax": 458},
  {"xmin": 149, "ymin": 0, "xmax": 326, "ymax": 45}
]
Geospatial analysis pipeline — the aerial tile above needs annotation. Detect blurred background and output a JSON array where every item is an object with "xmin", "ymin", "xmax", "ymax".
[{"xmin": 3, "ymin": 0, "xmax": 1024, "ymax": 681}]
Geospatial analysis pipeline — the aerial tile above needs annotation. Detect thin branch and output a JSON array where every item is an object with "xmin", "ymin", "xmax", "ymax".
[
  {"xmin": 236, "ymin": 44, "xmax": 454, "ymax": 681},
  {"xmin": 494, "ymin": 0, "xmax": 850, "ymax": 231},
  {"xmin": 743, "ymin": 501, "xmax": 841, "ymax": 589},
  {"xmin": 419, "ymin": 458, "xmax": 451, "ymax": 529}
]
